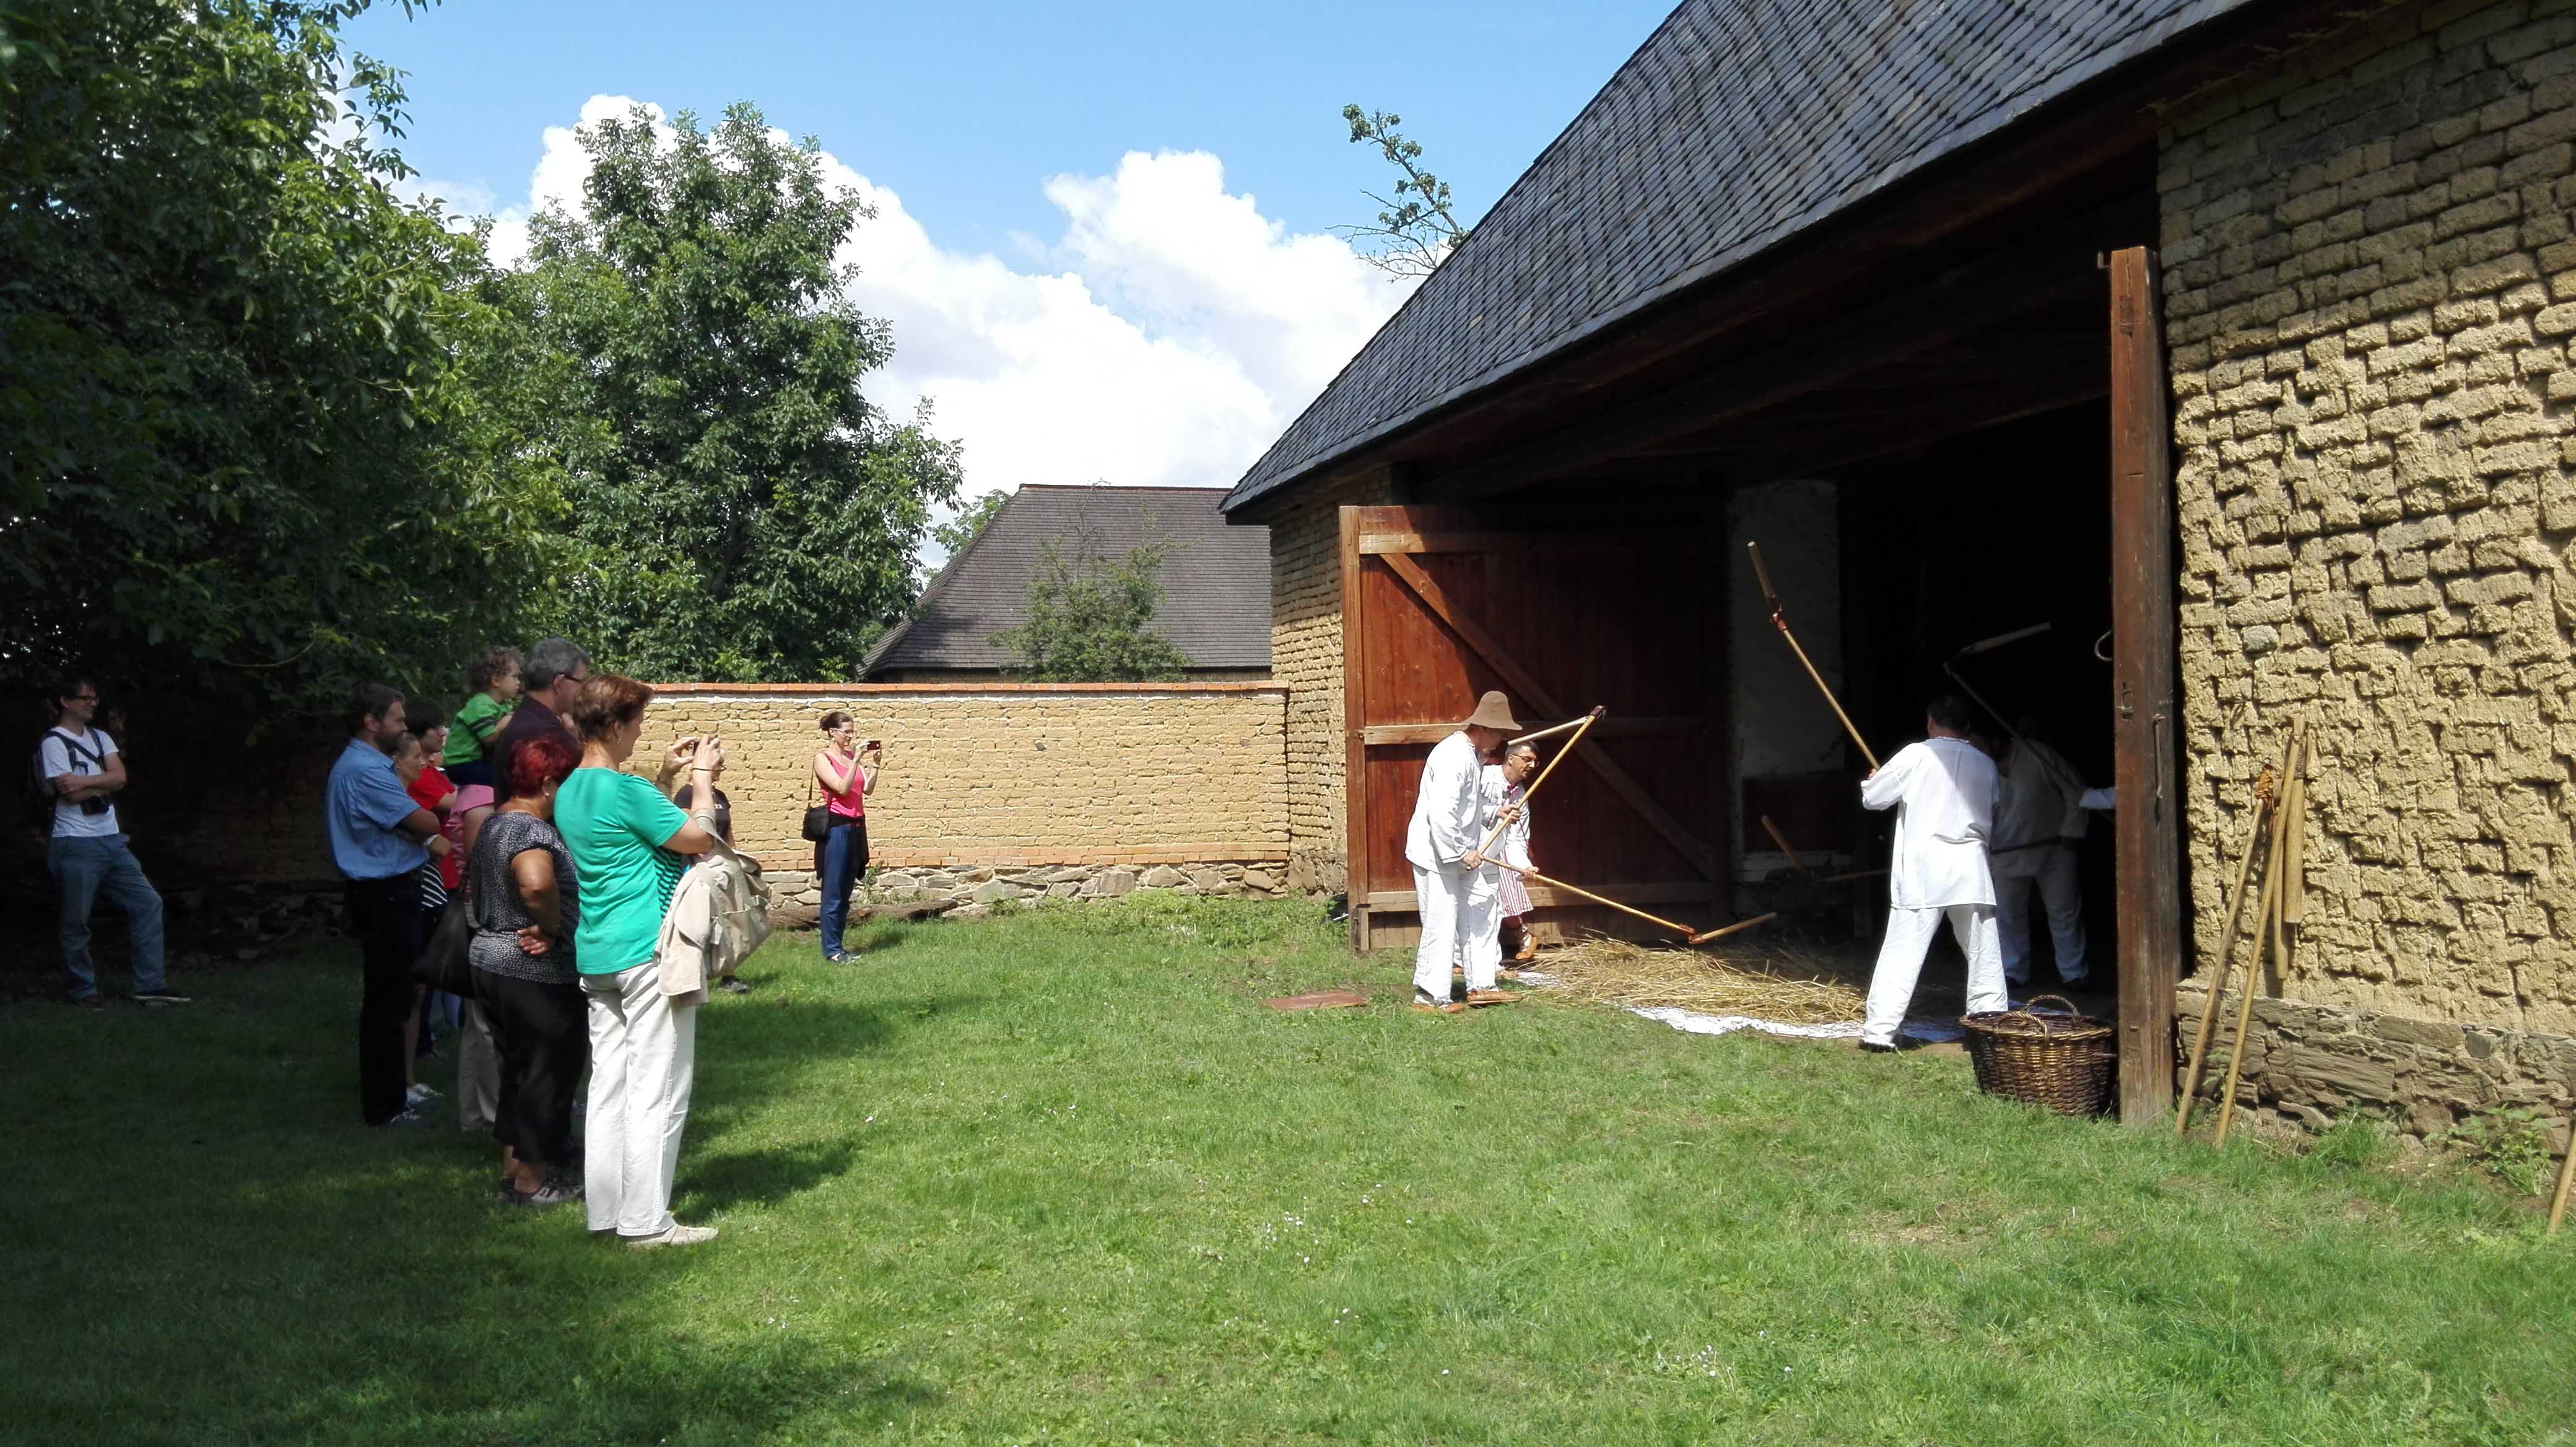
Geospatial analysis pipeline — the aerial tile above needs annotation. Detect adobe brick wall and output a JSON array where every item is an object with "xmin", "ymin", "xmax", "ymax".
[
  {"xmin": 2162, "ymin": 0, "xmax": 2576, "ymax": 1128},
  {"xmin": 640, "ymin": 683, "xmax": 1287, "ymax": 885},
  {"xmin": 1250, "ymin": 466, "xmax": 1399, "ymax": 894}
]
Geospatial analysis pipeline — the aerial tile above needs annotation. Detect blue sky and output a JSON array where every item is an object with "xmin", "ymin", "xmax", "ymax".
[
  {"xmin": 343, "ymin": 1, "xmax": 1676, "ymax": 514},
  {"xmin": 350, "ymin": 1, "xmax": 1671, "ymax": 248}
]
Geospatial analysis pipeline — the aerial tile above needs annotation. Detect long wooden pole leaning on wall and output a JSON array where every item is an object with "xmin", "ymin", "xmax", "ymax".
[{"xmin": 2108, "ymin": 245, "xmax": 2183, "ymax": 1128}]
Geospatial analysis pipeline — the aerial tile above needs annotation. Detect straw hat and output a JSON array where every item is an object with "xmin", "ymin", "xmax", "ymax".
[{"xmin": 1463, "ymin": 690, "xmax": 1519, "ymax": 732}]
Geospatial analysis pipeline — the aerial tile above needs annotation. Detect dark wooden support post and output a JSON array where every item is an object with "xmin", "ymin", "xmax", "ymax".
[{"xmin": 2108, "ymin": 247, "xmax": 2180, "ymax": 1127}]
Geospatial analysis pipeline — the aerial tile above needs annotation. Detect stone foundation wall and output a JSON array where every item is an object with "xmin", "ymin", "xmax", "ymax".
[
  {"xmin": 2162, "ymin": 0, "xmax": 2576, "ymax": 1036},
  {"xmin": 2178, "ymin": 984, "xmax": 2576, "ymax": 1147}
]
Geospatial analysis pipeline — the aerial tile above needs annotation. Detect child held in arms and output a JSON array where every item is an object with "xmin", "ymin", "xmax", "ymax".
[{"xmin": 443, "ymin": 646, "xmax": 523, "ymax": 791}]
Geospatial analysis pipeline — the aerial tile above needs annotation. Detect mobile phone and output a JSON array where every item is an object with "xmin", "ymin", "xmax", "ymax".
[{"xmin": 866, "ymin": 739, "xmax": 882, "ymax": 751}]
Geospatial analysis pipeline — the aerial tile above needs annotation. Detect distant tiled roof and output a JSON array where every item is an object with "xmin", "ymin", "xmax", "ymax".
[
  {"xmin": 863, "ymin": 486, "xmax": 1270, "ymax": 676},
  {"xmin": 1225, "ymin": 0, "xmax": 2248, "ymax": 510}
]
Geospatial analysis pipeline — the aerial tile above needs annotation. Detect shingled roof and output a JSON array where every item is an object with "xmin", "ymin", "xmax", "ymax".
[
  {"xmin": 1225, "ymin": 0, "xmax": 2249, "ymax": 512},
  {"xmin": 862, "ymin": 486, "xmax": 1271, "ymax": 677}
]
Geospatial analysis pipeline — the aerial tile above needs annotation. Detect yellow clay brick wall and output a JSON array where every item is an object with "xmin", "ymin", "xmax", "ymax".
[
  {"xmin": 2162, "ymin": 0, "xmax": 2576, "ymax": 1034},
  {"xmin": 637, "ymin": 682, "xmax": 1287, "ymax": 871}
]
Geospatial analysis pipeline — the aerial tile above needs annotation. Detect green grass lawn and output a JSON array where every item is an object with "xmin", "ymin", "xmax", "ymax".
[{"xmin": 5, "ymin": 894, "xmax": 2572, "ymax": 1445}]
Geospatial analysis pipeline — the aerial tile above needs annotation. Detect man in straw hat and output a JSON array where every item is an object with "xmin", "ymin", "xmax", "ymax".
[
  {"xmin": 1406, "ymin": 690, "xmax": 1525, "ymax": 1013},
  {"xmin": 1857, "ymin": 693, "xmax": 2008, "ymax": 1051}
]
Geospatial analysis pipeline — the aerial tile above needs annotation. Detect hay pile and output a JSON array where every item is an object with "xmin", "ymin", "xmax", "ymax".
[{"xmin": 1536, "ymin": 936, "xmax": 1866, "ymax": 1025}]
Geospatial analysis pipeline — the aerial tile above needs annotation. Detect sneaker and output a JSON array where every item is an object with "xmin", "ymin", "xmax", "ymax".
[
  {"xmin": 370, "ymin": 1106, "xmax": 433, "ymax": 1130},
  {"xmin": 406, "ymin": 1082, "xmax": 442, "ymax": 1106},
  {"xmin": 624, "ymin": 1222, "xmax": 718, "ymax": 1250},
  {"xmin": 1858, "ymin": 1039, "xmax": 1897, "ymax": 1054},
  {"xmin": 822, "ymin": 951, "xmax": 850, "ymax": 964},
  {"xmin": 718, "ymin": 977, "xmax": 752, "ymax": 994},
  {"xmin": 498, "ymin": 1176, "xmax": 580, "ymax": 1209},
  {"xmin": 131, "ymin": 988, "xmax": 193, "ymax": 1005}
]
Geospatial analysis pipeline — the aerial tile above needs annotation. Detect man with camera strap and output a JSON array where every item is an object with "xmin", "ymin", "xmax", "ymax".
[{"xmin": 32, "ymin": 676, "xmax": 188, "ymax": 1008}]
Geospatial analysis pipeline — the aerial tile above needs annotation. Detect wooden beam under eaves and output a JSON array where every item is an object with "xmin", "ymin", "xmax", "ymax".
[{"xmin": 1422, "ymin": 229, "xmax": 2108, "ymax": 502}]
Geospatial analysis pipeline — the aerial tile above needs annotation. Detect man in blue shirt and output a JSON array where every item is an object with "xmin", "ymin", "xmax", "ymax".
[{"xmin": 326, "ymin": 684, "xmax": 451, "ymax": 1127}]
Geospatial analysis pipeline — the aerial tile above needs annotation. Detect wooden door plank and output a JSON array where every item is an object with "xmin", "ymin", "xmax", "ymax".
[
  {"xmin": 1359, "ymin": 530, "xmax": 1700, "ymax": 556},
  {"xmin": 1339, "ymin": 505, "xmax": 1372, "ymax": 952},
  {"xmin": 1365, "ymin": 880, "xmax": 1715, "ymax": 911},
  {"xmin": 2109, "ymin": 247, "xmax": 2181, "ymax": 1128},
  {"xmin": 1362, "ymin": 716, "xmax": 1707, "ymax": 745},
  {"xmin": 1377, "ymin": 549, "xmax": 1716, "ymax": 876}
]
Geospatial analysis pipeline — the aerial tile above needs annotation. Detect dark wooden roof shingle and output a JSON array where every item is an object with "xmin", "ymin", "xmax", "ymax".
[
  {"xmin": 863, "ymin": 486, "xmax": 1271, "ymax": 676},
  {"xmin": 1224, "ymin": 0, "xmax": 2249, "ymax": 511}
]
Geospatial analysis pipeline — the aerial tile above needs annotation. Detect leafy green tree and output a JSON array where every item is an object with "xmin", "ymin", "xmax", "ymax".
[
  {"xmin": 1337, "ymin": 104, "xmax": 1468, "ymax": 278},
  {"xmin": 516, "ymin": 102, "xmax": 962, "ymax": 682},
  {"xmin": 990, "ymin": 528, "xmax": 1193, "ymax": 683},
  {"xmin": 933, "ymin": 489, "xmax": 1011, "ymax": 559},
  {"xmin": 0, "ymin": 0, "xmax": 558, "ymax": 714}
]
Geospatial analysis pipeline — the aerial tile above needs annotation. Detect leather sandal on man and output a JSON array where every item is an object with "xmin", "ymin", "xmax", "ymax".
[
  {"xmin": 1409, "ymin": 994, "xmax": 1465, "ymax": 1015},
  {"xmin": 1463, "ymin": 988, "xmax": 1523, "ymax": 1007}
]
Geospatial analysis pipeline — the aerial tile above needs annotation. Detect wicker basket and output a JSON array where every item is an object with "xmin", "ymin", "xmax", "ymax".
[{"xmin": 1960, "ymin": 994, "xmax": 2115, "ymax": 1117}]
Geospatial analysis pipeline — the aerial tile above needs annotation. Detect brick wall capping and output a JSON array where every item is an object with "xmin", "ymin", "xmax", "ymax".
[{"xmin": 643, "ymin": 681, "xmax": 1283, "ymax": 697}]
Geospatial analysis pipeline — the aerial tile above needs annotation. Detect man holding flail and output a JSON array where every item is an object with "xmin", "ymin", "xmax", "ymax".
[
  {"xmin": 1406, "ymin": 691, "xmax": 1524, "ymax": 1013},
  {"xmin": 1857, "ymin": 693, "xmax": 2008, "ymax": 1051}
]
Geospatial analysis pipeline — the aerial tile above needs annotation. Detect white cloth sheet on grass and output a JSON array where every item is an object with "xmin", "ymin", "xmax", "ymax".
[{"xmin": 1515, "ymin": 971, "xmax": 1993, "ymax": 1044}]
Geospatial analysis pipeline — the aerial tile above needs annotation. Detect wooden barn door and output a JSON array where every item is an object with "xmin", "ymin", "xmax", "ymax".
[{"xmin": 1339, "ymin": 504, "xmax": 1723, "ymax": 952}]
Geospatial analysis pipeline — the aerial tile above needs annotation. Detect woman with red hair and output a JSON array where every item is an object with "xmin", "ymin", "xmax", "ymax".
[{"xmin": 466, "ymin": 730, "xmax": 590, "ymax": 1206}]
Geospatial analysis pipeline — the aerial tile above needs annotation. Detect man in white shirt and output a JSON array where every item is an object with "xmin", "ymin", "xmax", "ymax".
[
  {"xmin": 1858, "ymin": 694, "xmax": 2004, "ymax": 1051},
  {"xmin": 1978, "ymin": 718, "xmax": 2097, "ymax": 990},
  {"xmin": 38, "ymin": 677, "xmax": 187, "ymax": 1008},
  {"xmin": 1406, "ymin": 691, "xmax": 1522, "ymax": 1013}
]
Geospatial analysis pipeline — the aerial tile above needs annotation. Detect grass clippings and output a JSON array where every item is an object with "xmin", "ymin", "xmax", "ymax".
[{"xmin": 1537, "ymin": 933, "xmax": 1867, "ymax": 1024}]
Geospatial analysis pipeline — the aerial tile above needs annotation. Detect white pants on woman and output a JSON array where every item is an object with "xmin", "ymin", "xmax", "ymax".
[
  {"xmin": 583, "ymin": 958, "xmax": 697, "ymax": 1238},
  {"xmin": 1412, "ymin": 863, "xmax": 1501, "ymax": 1002}
]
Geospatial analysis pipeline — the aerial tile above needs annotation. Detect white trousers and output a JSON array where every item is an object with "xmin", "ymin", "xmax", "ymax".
[
  {"xmin": 1995, "ymin": 846, "xmax": 2087, "ymax": 984},
  {"xmin": 1413, "ymin": 863, "xmax": 1501, "ymax": 1000},
  {"xmin": 1863, "ymin": 903, "xmax": 2008, "ymax": 1047},
  {"xmin": 583, "ymin": 958, "xmax": 698, "ymax": 1237}
]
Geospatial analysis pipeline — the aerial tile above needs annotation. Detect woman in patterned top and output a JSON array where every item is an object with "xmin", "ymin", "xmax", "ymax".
[{"xmin": 468, "ymin": 730, "xmax": 588, "ymax": 1207}]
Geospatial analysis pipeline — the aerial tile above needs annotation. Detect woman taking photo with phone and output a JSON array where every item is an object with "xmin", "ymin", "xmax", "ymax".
[{"xmin": 813, "ymin": 711, "xmax": 879, "ymax": 963}]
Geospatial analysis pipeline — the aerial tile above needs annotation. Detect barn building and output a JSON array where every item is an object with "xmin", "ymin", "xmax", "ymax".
[{"xmin": 1224, "ymin": 0, "xmax": 2576, "ymax": 1133}]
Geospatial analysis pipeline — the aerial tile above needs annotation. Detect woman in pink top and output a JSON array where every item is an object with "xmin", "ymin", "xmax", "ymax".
[{"xmin": 812, "ymin": 710, "xmax": 881, "ymax": 963}]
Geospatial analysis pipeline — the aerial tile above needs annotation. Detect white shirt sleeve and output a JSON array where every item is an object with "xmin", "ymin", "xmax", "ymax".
[{"xmin": 1860, "ymin": 746, "xmax": 1915, "ymax": 811}]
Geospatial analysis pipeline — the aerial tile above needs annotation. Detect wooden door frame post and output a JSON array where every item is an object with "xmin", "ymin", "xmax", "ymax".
[
  {"xmin": 1339, "ymin": 504, "xmax": 1372, "ymax": 953},
  {"xmin": 2108, "ymin": 247, "xmax": 2182, "ymax": 1127}
]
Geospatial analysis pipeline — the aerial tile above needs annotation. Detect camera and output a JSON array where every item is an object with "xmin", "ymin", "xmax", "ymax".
[{"xmin": 79, "ymin": 796, "xmax": 108, "ymax": 816}]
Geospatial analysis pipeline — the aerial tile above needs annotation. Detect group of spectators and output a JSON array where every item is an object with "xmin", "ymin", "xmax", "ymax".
[
  {"xmin": 318, "ymin": 637, "xmax": 877, "ymax": 1249},
  {"xmin": 36, "ymin": 639, "xmax": 882, "ymax": 1249}
]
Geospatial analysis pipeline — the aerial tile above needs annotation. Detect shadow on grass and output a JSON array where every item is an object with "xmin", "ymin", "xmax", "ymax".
[
  {"xmin": 681, "ymin": 1140, "xmax": 859, "ymax": 1215},
  {"xmin": 0, "ymin": 953, "xmax": 951, "ymax": 1442}
]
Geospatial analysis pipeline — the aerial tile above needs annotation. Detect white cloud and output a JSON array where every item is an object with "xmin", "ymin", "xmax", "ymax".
[{"xmin": 453, "ymin": 94, "xmax": 1414, "ymax": 508}]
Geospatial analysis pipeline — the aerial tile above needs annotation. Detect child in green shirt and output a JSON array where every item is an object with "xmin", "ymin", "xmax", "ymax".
[{"xmin": 443, "ymin": 645, "xmax": 522, "ymax": 789}]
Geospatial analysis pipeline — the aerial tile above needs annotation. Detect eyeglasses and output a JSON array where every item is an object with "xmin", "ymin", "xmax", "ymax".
[{"xmin": 66, "ymin": 693, "xmax": 98, "ymax": 702}]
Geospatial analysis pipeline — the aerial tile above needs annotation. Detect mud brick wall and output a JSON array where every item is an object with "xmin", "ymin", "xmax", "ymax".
[
  {"xmin": 2161, "ymin": 0, "xmax": 2576, "ymax": 1108},
  {"xmin": 639, "ymin": 683, "xmax": 1287, "ymax": 887},
  {"xmin": 1251, "ymin": 466, "xmax": 1398, "ymax": 894}
]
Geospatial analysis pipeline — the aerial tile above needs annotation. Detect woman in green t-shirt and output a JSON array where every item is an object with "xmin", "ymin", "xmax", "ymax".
[{"xmin": 558, "ymin": 673, "xmax": 727, "ymax": 1250}]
